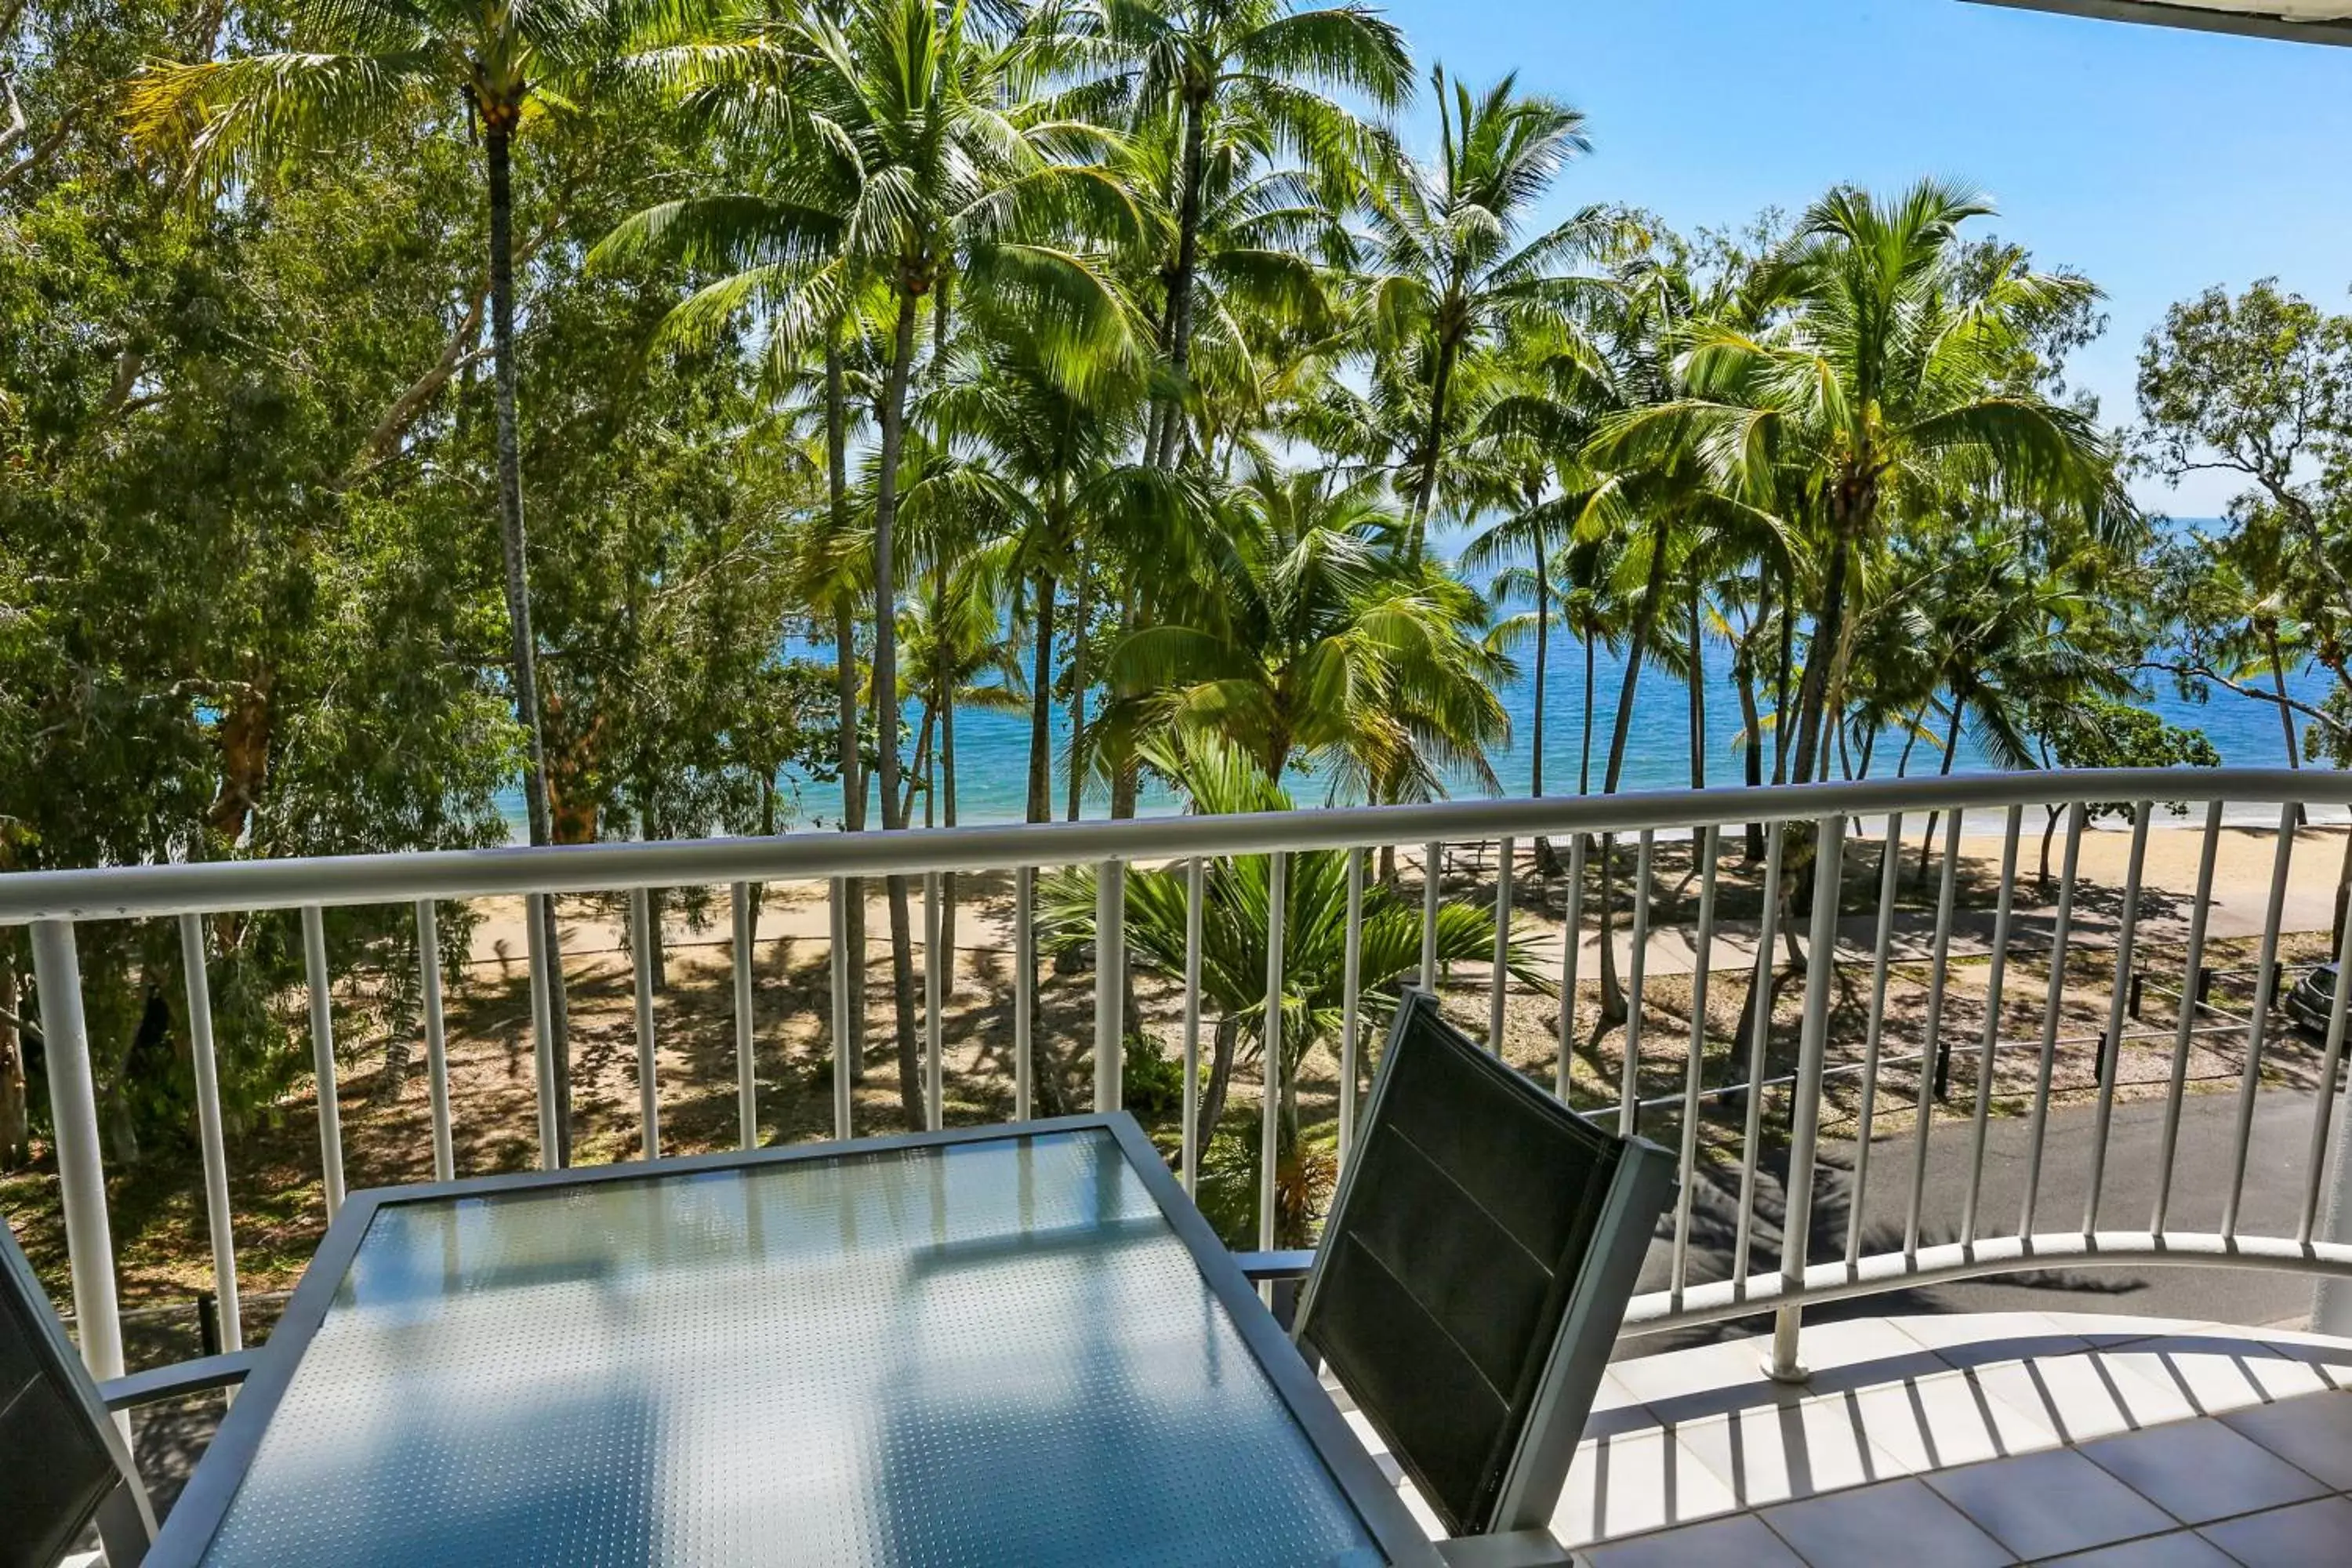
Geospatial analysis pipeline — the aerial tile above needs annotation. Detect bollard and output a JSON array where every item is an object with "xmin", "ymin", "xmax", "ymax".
[{"xmin": 2129, "ymin": 971, "xmax": 2144, "ymax": 1020}]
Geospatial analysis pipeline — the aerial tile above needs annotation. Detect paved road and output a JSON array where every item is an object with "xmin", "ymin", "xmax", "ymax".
[{"xmin": 1619, "ymin": 1085, "xmax": 2347, "ymax": 1360}]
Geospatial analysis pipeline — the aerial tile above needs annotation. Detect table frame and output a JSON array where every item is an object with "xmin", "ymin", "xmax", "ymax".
[{"xmin": 147, "ymin": 1112, "xmax": 1443, "ymax": 1567}]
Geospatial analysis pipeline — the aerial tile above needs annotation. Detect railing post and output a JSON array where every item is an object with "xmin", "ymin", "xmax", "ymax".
[
  {"xmin": 1769, "ymin": 815, "xmax": 1845, "ymax": 1384},
  {"xmin": 1094, "ymin": 860, "xmax": 1124, "ymax": 1112},
  {"xmin": 524, "ymin": 891, "xmax": 561, "ymax": 1168},
  {"xmin": 2309, "ymin": 881, "xmax": 2352, "ymax": 1333},
  {"xmin": 29, "ymin": 920, "xmax": 125, "ymax": 1382},
  {"xmin": 1260, "ymin": 852, "xmax": 1290, "ymax": 1252},
  {"xmin": 628, "ymin": 887, "xmax": 660, "ymax": 1156},
  {"xmin": 177, "ymin": 914, "xmax": 243, "ymax": 1352},
  {"xmin": 415, "ymin": 900, "xmax": 455, "ymax": 1181},
  {"xmin": 300, "ymin": 905, "xmax": 347, "ymax": 1214}
]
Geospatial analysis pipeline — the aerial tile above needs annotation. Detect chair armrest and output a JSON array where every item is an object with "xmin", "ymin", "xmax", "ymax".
[
  {"xmin": 1232, "ymin": 1248, "xmax": 1316, "ymax": 1283},
  {"xmin": 100, "ymin": 1349, "xmax": 258, "ymax": 1411}
]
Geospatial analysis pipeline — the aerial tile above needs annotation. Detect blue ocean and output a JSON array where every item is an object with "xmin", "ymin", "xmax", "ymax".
[{"xmin": 500, "ymin": 625, "xmax": 2336, "ymax": 835}]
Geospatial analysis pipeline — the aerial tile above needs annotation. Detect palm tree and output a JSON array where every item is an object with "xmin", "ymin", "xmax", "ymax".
[
  {"xmin": 1081, "ymin": 0, "xmax": 1411, "ymax": 469},
  {"xmin": 129, "ymin": 0, "xmax": 630, "ymax": 1159},
  {"xmin": 603, "ymin": 0, "xmax": 1144, "ymax": 1122},
  {"xmin": 1098, "ymin": 466, "xmax": 1513, "ymax": 802},
  {"xmin": 1602, "ymin": 181, "xmax": 2124, "ymax": 791},
  {"xmin": 1361, "ymin": 67, "xmax": 1617, "ymax": 558},
  {"xmin": 1039, "ymin": 735, "xmax": 1548, "ymax": 1238}
]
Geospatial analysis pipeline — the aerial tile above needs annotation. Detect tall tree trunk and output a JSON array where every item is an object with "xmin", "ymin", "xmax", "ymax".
[
  {"xmin": 1194, "ymin": 1014, "xmax": 1240, "ymax": 1163},
  {"xmin": 1531, "ymin": 570, "xmax": 1550, "ymax": 798},
  {"xmin": 485, "ymin": 114, "xmax": 569, "ymax": 1161},
  {"xmin": 1789, "ymin": 520, "xmax": 1854, "ymax": 795},
  {"xmin": 1027, "ymin": 571, "xmax": 1058, "ymax": 823},
  {"xmin": 1916, "ymin": 702, "xmax": 1967, "ymax": 880},
  {"xmin": 826, "ymin": 334, "xmax": 865, "ymax": 1082},
  {"xmin": 1407, "ymin": 334, "xmax": 1459, "ymax": 564},
  {"xmin": 2269, "ymin": 630, "xmax": 2307, "ymax": 828},
  {"xmin": 1155, "ymin": 91, "xmax": 1211, "ymax": 471},
  {"xmin": 1687, "ymin": 590, "xmax": 1706, "ymax": 789},
  {"xmin": 1737, "ymin": 641, "xmax": 1766, "ymax": 859},
  {"xmin": 1595, "ymin": 524, "xmax": 1672, "ymax": 1024},
  {"xmin": 0, "ymin": 946, "xmax": 25, "ymax": 1170},
  {"xmin": 1065, "ymin": 565, "xmax": 1093, "ymax": 822},
  {"xmin": 1772, "ymin": 561, "xmax": 1794, "ymax": 786},
  {"xmin": 1111, "ymin": 583, "xmax": 1140, "ymax": 820},
  {"xmin": 873, "ymin": 285, "xmax": 924, "ymax": 1127},
  {"xmin": 1579, "ymin": 631, "xmax": 1595, "ymax": 797}
]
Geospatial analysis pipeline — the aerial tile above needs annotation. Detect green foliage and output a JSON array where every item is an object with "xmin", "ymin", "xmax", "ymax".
[{"xmin": 1120, "ymin": 1032, "xmax": 1186, "ymax": 1118}]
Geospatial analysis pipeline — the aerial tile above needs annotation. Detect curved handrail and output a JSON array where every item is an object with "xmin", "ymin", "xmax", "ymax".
[{"xmin": 2, "ymin": 766, "xmax": 2344, "ymax": 924}]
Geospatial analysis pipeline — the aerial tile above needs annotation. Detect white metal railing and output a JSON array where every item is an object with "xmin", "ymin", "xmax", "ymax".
[{"xmin": 5, "ymin": 768, "xmax": 2352, "ymax": 1388}]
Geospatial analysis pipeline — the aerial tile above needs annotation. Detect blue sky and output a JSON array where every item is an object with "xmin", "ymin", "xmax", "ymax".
[{"xmin": 1371, "ymin": 0, "xmax": 2352, "ymax": 516}]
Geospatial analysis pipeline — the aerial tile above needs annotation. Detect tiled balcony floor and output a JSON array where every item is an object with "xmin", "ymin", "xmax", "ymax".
[{"xmin": 1338, "ymin": 1312, "xmax": 2352, "ymax": 1566}]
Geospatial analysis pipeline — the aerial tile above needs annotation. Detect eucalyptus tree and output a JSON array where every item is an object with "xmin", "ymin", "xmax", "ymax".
[
  {"xmin": 1362, "ymin": 66, "xmax": 1619, "ymax": 557},
  {"xmin": 129, "ymin": 0, "xmax": 647, "ymax": 1159},
  {"xmin": 1081, "ymin": 0, "xmax": 1411, "ymax": 468},
  {"xmin": 1604, "ymin": 182, "xmax": 2123, "ymax": 793}
]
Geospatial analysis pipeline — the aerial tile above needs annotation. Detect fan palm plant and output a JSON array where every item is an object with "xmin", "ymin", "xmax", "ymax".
[{"xmin": 1039, "ymin": 735, "xmax": 1549, "ymax": 1237}]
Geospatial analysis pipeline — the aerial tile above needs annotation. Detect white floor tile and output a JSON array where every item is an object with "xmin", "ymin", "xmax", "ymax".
[
  {"xmin": 1551, "ymin": 1427, "xmax": 1740, "ymax": 1546},
  {"xmin": 2100, "ymin": 1338, "xmax": 2338, "ymax": 1417},
  {"xmin": 1820, "ymin": 1365, "xmax": 2064, "ymax": 1474},
  {"xmin": 1666, "ymin": 1390, "xmax": 1901, "ymax": 1510},
  {"xmin": 1955, "ymin": 1348, "xmax": 2189, "ymax": 1444}
]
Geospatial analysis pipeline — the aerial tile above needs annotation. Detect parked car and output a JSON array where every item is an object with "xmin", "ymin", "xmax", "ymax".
[{"xmin": 2286, "ymin": 962, "xmax": 2341, "ymax": 1037}]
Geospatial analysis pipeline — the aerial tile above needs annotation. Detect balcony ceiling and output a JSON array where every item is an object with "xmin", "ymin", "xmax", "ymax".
[{"xmin": 1971, "ymin": 0, "xmax": 2352, "ymax": 45}]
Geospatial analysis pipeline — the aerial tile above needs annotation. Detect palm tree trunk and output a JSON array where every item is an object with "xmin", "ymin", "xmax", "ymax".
[
  {"xmin": 1790, "ymin": 522, "xmax": 1853, "ymax": 793},
  {"xmin": 1579, "ymin": 631, "xmax": 1595, "ymax": 797},
  {"xmin": 1027, "ymin": 570, "xmax": 1058, "ymax": 824},
  {"xmin": 1687, "ymin": 590, "xmax": 1706, "ymax": 789},
  {"xmin": 486, "ymin": 114, "xmax": 569, "ymax": 1161},
  {"xmin": 1408, "ymin": 335, "xmax": 1459, "ymax": 564},
  {"xmin": 874, "ymin": 285, "xmax": 924, "ymax": 1127},
  {"xmin": 1737, "ymin": 643, "xmax": 1766, "ymax": 859},
  {"xmin": 1195, "ymin": 1014, "xmax": 1240, "ymax": 1165},
  {"xmin": 1595, "ymin": 524, "xmax": 1672, "ymax": 1024},
  {"xmin": 1531, "ymin": 571, "xmax": 1550, "ymax": 798},
  {"xmin": 826, "ymin": 335, "xmax": 865, "ymax": 1081},
  {"xmin": 1772, "ymin": 562, "xmax": 1794, "ymax": 786},
  {"xmin": 1066, "ymin": 565, "xmax": 1093, "ymax": 821},
  {"xmin": 1916, "ymin": 702, "xmax": 1967, "ymax": 881},
  {"xmin": 2269, "ymin": 630, "xmax": 2306, "ymax": 828},
  {"xmin": 1155, "ymin": 91, "xmax": 1211, "ymax": 471}
]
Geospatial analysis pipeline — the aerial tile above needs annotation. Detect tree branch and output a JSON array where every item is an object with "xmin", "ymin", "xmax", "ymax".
[{"xmin": 2132, "ymin": 659, "xmax": 2350, "ymax": 737}]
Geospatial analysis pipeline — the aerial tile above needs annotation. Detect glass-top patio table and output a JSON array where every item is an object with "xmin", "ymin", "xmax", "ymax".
[{"xmin": 147, "ymin": 1114, "xmax": 1438, "ymax": 1567}]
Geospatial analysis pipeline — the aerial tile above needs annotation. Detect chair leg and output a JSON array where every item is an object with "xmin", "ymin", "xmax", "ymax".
[{"xmin": 93, "ymin": 1480, "xmax": 155, "ymax": 1567}]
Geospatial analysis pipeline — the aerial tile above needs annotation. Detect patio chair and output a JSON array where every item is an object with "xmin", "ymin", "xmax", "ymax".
[
  {"xmin": 1239, "ymin": 988, "xmax": 1675, "ymax": 1567},
  {"xmin": 2, "ymin": 1219, "xmax": 255, "ymax": 1568}
]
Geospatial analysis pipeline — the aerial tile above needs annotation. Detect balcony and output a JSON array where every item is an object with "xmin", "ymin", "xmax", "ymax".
[{"xmin": 6, "ymin": 767, "xmax": 2352, "ymax": 1563}]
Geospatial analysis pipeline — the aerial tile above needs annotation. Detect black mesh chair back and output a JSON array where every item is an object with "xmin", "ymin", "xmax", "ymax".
[
  {"xmin": 1291, "ymin": 989, "xmax": 1674, "ymax": 1539},
  {"xmin": 2, "ymin": 1219, "xmax": 155, "ymax": 1568}
]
